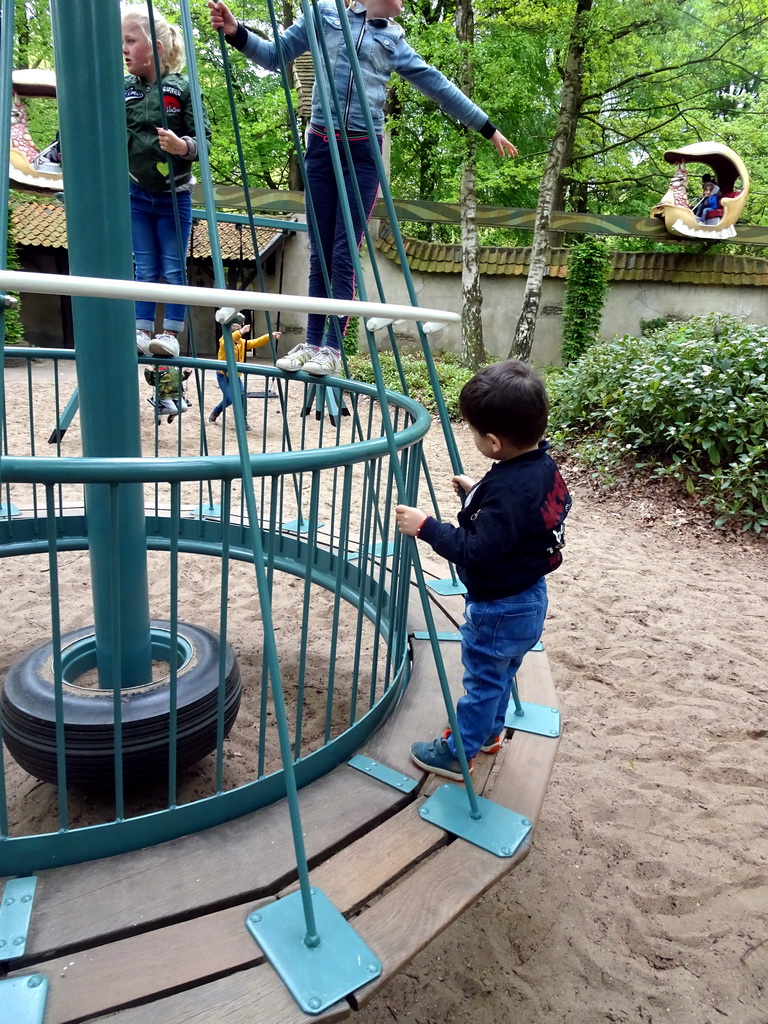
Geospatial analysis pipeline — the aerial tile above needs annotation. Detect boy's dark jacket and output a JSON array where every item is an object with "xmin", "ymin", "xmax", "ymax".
[
  {"xmin": 124, "ymin": 72, "xmax": 211, "ymax": 193},
  {"xmin": 418, "ymin": 441, "xmax": 571, "ymax": 600}
]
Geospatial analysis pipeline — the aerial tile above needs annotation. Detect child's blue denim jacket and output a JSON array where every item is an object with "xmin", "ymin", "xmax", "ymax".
[{"xmin": 236, "ymin": 1, "xmax": 491, "ymax": 135}]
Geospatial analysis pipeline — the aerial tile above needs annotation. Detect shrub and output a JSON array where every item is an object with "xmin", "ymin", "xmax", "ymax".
[
  {"xmin": 346, "ymin": 349, "xmax": 473, "ymax": 419},
  {"xmin": 547, "ymin": 314, "xmax": 768, "ymax": 532}
]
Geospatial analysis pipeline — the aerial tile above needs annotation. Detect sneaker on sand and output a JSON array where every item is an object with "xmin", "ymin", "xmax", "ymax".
[
  {"xmin": 410, "ymin": 738, "xmax": 473, "ymax": 781},
  {"xmin": 137, "ymin": 329, "xmax": 152, "ymax": 355},
  {"xmin": 149, "ymin": 332, "xmax": 180, "ymax": 358},
  {"xmin": 276, "ymin": 343, "xmax": 319, "ymax": 372},
  {"xmin": 304, "ymin": 346, "xmax": 342, "ymax": 377},
  {"xmin": 207, "ymin": 411, "xmax": 219, "ymax": 424},
  {"xmin": 443, "ymin": 727, "xmax": 503, "ymax": 755}
]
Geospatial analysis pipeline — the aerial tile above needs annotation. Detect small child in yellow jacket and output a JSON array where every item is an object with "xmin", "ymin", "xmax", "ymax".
[{"xmin": 207, "ymin": 313, "xmax": 280, "ymax": 430}]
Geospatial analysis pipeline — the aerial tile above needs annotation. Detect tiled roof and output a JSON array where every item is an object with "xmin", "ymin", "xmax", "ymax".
[
  {"xmin": 11, "ymin": 202, "xmax": 281, "ymax": 260},
  {"xmin": 374, "ymin": 225, "xmax": 768, "ymax": 286}
]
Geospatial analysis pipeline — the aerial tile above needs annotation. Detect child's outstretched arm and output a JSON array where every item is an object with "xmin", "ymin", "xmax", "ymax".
[
  {"xmin": 490, "ymin": 130, "xmax": 517, "ymax": 159},
  {"xmin": 395, "ymin": 504, "xmax": 429, "ymax": 537}
]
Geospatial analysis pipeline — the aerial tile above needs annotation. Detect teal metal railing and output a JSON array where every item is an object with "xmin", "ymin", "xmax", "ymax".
[{"xmin": 0, "ymin": 347, "xmax": 429, "ymax": 876}]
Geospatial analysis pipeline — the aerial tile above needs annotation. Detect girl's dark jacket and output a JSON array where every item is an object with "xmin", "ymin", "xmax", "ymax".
[{"xmin": 124, "ymin": 72, "xmax": 211, "ymax": 193}]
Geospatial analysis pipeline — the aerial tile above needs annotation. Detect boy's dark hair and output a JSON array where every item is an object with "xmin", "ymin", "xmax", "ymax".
[{"xmin": 459, "ymin": 360, "xmax": 548, "ymax": 447}]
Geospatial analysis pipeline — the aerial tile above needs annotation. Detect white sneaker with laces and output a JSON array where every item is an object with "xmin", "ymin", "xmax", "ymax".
[
  {"xmin": 304, "ymin": 347, "xmax": 342, "ymax": 377},
  {"xmin": 149, "ymin": 332, "xmax": 180, "ymax": 358},
  {"xmin": 137, "ymin": 329, "xmax": 152, "ymax": 355},
  {"xmin": 276, "ymin": 343, "xmax": 319, "ymax": 372}
]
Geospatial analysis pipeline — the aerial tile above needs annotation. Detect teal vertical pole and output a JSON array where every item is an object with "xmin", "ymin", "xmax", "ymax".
[{"xmin": 50, "ymin": 0, "xmax": 152, "ymax": 687}]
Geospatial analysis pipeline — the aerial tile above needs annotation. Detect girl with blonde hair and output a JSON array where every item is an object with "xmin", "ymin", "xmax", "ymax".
[{"xmin": 123, "ymin": 5, "xmax": 210, "ymax": 358}]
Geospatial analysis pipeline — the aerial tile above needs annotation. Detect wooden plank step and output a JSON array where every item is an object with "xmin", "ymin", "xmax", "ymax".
[
  {"xmin": 14, "ymin": 804, "xmax": 448, "ymax": 1024},
  {"xmin": 16, "ymin": 763, "xmax": 409, "ymax": 963}
]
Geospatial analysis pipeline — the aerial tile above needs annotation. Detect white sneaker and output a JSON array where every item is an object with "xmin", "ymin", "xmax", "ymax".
[
  {"xmin": 149, "ymin": 332, "xmax": 180, "ymax": 358},
  {"xmin": 137, "ymin": 329, "xmax": 152, "ymax": 355},
  {"xmin": 276, "ymin": 343, "xmax": 319, "ymax": 372},
  {"xmin": 304, "ymin": 346, "xmax": 342, "ymax": 377}
]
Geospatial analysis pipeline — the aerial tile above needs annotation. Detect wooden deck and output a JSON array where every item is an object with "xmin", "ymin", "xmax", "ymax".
[{"xmin": 2, "ymin": 584, "xmax": 561, "ymax": 1024}]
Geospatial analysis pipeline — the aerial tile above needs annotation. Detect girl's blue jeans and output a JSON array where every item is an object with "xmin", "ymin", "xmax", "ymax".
[
  {"xmin": 212, "ymin": 372, "xmax": 246, "ymax": 420},
  {"xmin": 446, "ymin": 579, "xmax": 548, "ymax": 761},
  {"xmin": 130, "ymin": 182, "xmax": 192, "ymax": 334},
  {"xmin": 303, "ymin": 129, "xmax": 382, "ymax": 350}
]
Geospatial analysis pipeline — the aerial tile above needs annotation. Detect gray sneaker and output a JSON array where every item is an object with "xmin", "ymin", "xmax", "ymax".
[
  {"xmin": 149, "ymin": 332, "xmax": 180, "ymax": 358},
  {"xmin": 276, "ymin": 342, "xmax": 319, "ymax": 372},
  {"xmin": 304, "ymin": 346, "xmax": 342, "ymax": 377}
]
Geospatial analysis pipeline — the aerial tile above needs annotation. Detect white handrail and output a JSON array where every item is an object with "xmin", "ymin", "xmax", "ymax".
[{"xmin": 0, "ymin": 269, "xmax": 461, "ymax": 325}]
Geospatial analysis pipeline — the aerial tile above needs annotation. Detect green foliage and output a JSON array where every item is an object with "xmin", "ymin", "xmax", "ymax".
[
  {"xmin": 561, "ymin": 237, "xmax": 609, "ymax": 363},
  {"xmin": 3, "ymin": 212, "xmax": 24, "ymax": 345},
  {"xmin": 346, "ymin": 349, "xmax": 473, "ymax": 419},
  {"xmin": 343, "ymin": 316, "xmax": 359, "ymax": 358},
  {"xmin": 547, "ymin": 315, "xmax": 768, "ymax": 532}
]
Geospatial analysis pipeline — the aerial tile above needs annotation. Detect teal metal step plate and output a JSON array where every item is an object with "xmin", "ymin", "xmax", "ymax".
[
  {"xmin": 281, "ymin": 518, "xmax": 324, "ymax": 535},
  {"xmin": 0, "ymin": 877, "xmax": 37, "ymax": 960},
  {"xmin": 0, "ymin": 503, "xmax": 21, "ymax": 518},
  {"xmin": 412, "ymin": 631, "xmax": 461, "ymax": 642},
  {"xmin": 348, "ymin": 754, "xmax": 418, "ymax": 793},
  {"xmin": 247, "ymin": 888, "xmax": 381, "ymax": 1015},
  {"xmin": 347, "ymin": 542, "xmax": 395, "ymax": 562},
  {"xmin": 194, "ymin": 503, "xmax": 222, "ymax": 520},
  {"xmin": 420, "ymin": 785, "xmax": 532, "ymax": 858},
  {"xmin": 0, "ymin": 976, "xmax": 48, "ymax": 1024},
  {"xmin": 504, "ymin": 700, "xmax": 561, "ymax": 737},
  {"xmin": 426, "ymin": 579, "xmax": 467, "ymax": 596}
]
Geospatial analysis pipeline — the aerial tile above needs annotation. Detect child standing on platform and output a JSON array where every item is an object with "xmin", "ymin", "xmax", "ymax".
[
  {"xmin": 123, "ymin": 5, "xmax": 211, "ymax": 359},
  {"xmin": 208, "ymin": 314, "xmax": 280, "ymax": 430},
  {"xmin": 208, "ymin": 0, "xmax": 517, "ymax": 377},
  {"xmin": 395, "ymin": 361, "xmax": 571, "ymax": 781}
]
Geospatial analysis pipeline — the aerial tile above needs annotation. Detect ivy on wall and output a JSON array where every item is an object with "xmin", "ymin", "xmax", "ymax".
[{"xmin": 561, "ymin": 236, "xmax": 610, "ymax": 363}]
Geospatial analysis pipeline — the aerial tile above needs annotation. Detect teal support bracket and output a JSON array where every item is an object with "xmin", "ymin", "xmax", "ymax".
[
  {"xmin": 246, "ymin": 888, "xmax": 381, "ymax": 1015},
  {"xmin": 426, "ymin": 578, "xmax": 467, "ymax": 597},
  {"xmin": 0, "ymin": 503, "xmax": 20, "ymax": 518},
  {"xmin": 504, "ymin": 698, "xmax": 561, "ymax": 737},
  {"xmin": 531, "ymin": 639, "xmax": 545, "ymax": 652},
  {"xmin": 282, "ymin": 518, "xmax": 324, "ymax": 535},
  {"xmin": 347, "ymin": 541, "xmax": 395, "ymax": 562},
  {"xmin": 0, "ymin": 975, "xmax": 48, "ymax": 1024},
  {"xmin": 419, "ymin": 784, "xmax": 531, "ymax": 858},
  {"xmin": 47, "ymin": 385, "xmax": 79, "ymax": 444},
  {"xmin": 303, "ymin": 382, "xmax": 349, "ymax": 426},
  {"xmin": 348, "ymin": 754, "xmax": 418, "ymax": 793},
  {"xmin": 412, "ymin": 630, "xmax": 461, "ymax": 642},
  {"xmin": 0, "ymin": 877, "xmax": 37, "ymax": 960}
]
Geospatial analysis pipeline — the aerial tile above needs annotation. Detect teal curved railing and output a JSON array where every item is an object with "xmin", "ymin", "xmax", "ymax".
[{"xmin": 0, "ymin": 349, "xmax": 430, "ymax": 875}]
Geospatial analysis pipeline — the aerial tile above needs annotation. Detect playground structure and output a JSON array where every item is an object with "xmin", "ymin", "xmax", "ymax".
[{"xmin": 0, "ymin": 1, "xmax": 562, "ymax": 1020}]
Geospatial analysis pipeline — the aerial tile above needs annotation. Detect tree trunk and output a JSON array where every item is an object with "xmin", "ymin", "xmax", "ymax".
[
  {"xmin": 460, "ymin": 159, "xmax": 485, "ymax": 369},
  {"xmin": 455, "ymin": 0, "xmax": 486, "ymax": 369},
  {"xmin": 282, "ymin": 0, "xmax": 302, "ymax": 191},
  {"xmin": 510, "ymin": 0, "xmax": 594, "ymax": 361}
]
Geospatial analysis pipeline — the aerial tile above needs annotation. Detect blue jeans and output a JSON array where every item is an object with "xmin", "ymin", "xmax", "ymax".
[
  {"xmin": 446, "ymin": 579, "xmax": 548, "ymax": 761},
  {"xmin": 130, "ymin": 182, "xmax": 192, "ymax": 334},
  {"xmin": 304, "ymin": 129, "xmax": 382, "ymax": 350},
  {"xmin": 213, "ymin": 371, "xmax": 247, "ymax": 421}
]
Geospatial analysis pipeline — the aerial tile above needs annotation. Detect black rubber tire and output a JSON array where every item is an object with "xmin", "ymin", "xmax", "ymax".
[{"xmin": 1, "ymin": 621, "xmax": 241, "ymax": 788}]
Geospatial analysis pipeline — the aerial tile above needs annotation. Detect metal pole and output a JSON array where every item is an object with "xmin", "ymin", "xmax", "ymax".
[{"xmin": 50, "ymin": 0, "xmax": 152, "ymax": 687}]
